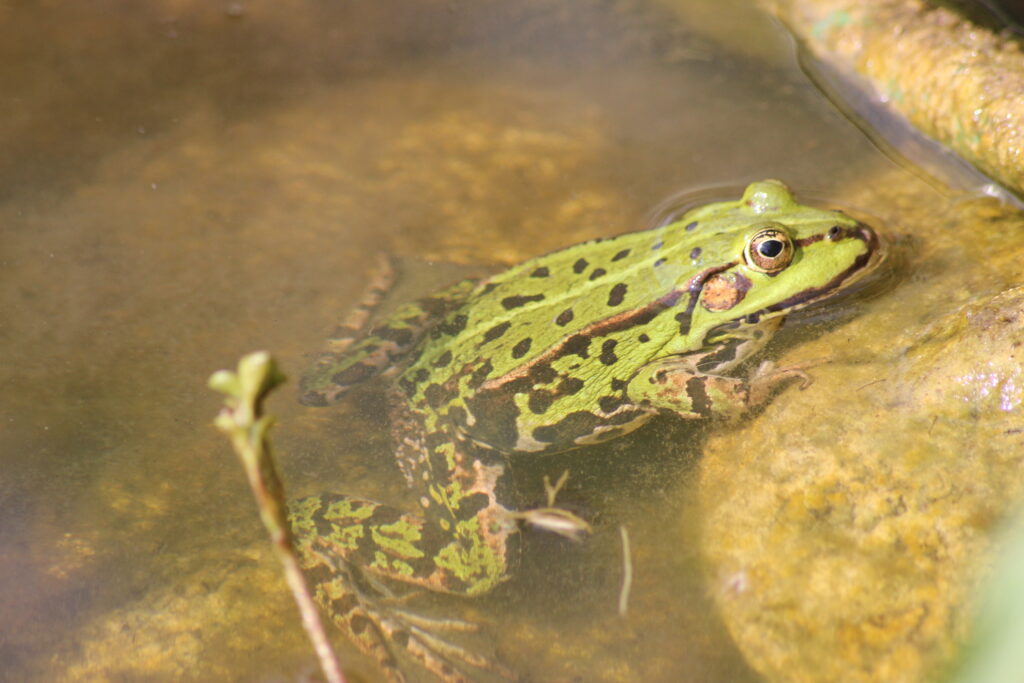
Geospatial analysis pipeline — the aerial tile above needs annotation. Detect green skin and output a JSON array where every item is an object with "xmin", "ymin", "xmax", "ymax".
[{"xmin": 291, "ymin": 180, "xmax": 882, "ymax": 679}]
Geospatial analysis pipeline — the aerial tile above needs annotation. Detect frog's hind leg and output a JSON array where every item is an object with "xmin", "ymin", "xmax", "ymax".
[
  {"xmin": 299, "ymin": 258, "xmax": 478, "ymax": 406},
  {"xmin": 290, "ymin": 486, "xmax": 515, "ymax": 682},
  {"xmin": 294, "ymin": 516, "xmax": 488, "ymax": 683},
  {"xmin": 289, "ymin": 403, "xmax": 518, "ymax": 681}
]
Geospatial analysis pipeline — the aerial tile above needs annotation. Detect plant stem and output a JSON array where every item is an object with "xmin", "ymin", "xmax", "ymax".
[{"xmin": 210, "ymin": 351, "xmax": 346, "ymax": 683}]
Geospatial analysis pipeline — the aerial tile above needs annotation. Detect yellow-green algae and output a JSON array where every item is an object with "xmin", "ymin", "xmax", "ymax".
[{"xmin": 768, "ymin": 0, "xmax": 1024, "ymax": 197}]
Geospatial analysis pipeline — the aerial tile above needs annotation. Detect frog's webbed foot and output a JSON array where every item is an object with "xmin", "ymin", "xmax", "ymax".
[
  {"xmin": 382, "ymin": 607, "xmax": 514, "ymax": 683},
  {"xmin": 308, "ymin": 548, "xmax": 509, "ymax": 683},
  {"xmin": 746, "ymin": 359, "xmax": 816, "ymax": 408}
]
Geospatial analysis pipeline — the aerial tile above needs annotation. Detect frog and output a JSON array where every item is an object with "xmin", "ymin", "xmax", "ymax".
[{"xmin": 289, "ymin": 180, "xmax": 884, "ymax": 682}]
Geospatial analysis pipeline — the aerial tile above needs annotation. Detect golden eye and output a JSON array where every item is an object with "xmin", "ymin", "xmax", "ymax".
[{"xmin": 745, "ymin": 227, "xmax": 793, "ymax": 273}]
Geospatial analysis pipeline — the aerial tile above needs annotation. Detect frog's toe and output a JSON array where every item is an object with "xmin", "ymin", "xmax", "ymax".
[
  {"xmin": 380, "ymin": 606, "xmax": 513, "ymax": 682},
  {"xmin": 326, "ymin": 599, "xmax": 407, "ymax": 682},
  {"xmin": 748, "ymin": 360, "xmax": 817, "ymax": 406},
  {"xmin": 319, "ymin": 575, "xmax": 506, "ymax": 682}
]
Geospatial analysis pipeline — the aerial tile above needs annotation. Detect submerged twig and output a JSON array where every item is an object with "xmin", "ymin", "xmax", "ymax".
[
  {"xmin": 209, "ymin": 351, "xmax": 346, "ymax": 683},
  {"xmin": 543, "ymin": 470, "xmax": 571, "ymax": 506},
  {"xmin": 618, "ymin": 524, "xmax": 633, "ymax": 617}
]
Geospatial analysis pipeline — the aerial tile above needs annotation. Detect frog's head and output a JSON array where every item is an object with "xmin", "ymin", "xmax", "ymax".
[{"xmin": 679, "ymin": 179, "xmax": 884, "ymax": 333}]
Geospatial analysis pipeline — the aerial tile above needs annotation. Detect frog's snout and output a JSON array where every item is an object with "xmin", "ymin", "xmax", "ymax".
[{"xmin": 856, "ymin": 222, "xmax": 885, "ymax": 266}]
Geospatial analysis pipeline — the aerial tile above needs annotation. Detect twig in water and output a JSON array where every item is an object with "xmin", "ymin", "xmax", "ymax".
[
  {"xmin": 209, "ymin": 351, "xmax": 346, "ymax": 683},
  {"xmin": 543, "ymin": 470, "xmax": 571, "ymax": 506},
  {"xmin": 618, "ymin": 524, "xmax": 633, "ymax": 617}
]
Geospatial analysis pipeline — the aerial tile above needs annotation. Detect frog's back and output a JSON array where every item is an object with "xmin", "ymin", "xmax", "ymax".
[{"xmin": 399, "ymin": 226, "xmax": 685, "ymax": 400}]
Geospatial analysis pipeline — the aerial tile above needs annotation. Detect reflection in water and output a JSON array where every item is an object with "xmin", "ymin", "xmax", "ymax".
[{"xmin": 4, "ymin": 0, "xmax": 1003, "ymax": 681}]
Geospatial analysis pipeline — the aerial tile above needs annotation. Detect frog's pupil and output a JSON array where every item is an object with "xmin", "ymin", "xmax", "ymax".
[{"xmin": 759, "ymin": 240, "xmax": 784, "ymax": 258}]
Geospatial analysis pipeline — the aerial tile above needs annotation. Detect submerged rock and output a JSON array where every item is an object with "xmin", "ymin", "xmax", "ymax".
[{"xmin": 700, "ymin": 282, "xmax": 1024, "ymax": 682}]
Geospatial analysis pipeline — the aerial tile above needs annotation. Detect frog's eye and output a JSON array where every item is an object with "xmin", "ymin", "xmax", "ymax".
[{"xmin": 745, "ymin": 227, "xmax": 793, "ymax": 273}]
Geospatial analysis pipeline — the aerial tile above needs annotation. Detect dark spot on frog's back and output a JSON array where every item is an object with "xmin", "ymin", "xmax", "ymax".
[
  {"xmin": 501, "ymin": 294, "xmax": 545, "ymax": 310},
  {"xmin": 511, "ymin": 338, "xmax": 532, "ymax": 359},
  {"xmin": 431, "ymin": 313, "xmax": 469, "ymax": 338},
  {"xmin": 685, "ymin": 221, "xmax": 698, "ymax": 231},
  {"xmin": 612, "ymin": 248, "xmax": 631, "ymax": 261},
  {"xmin": 483, "ymin": 321, "xmax": 511, "ymax": 344},
  {"xmin": 599, "ymin": 339, "xmax": 618, "ymax": 365},
  {"xmin": 431, "ymin": 350, "xmax": 453, "ymax": 368},
  {"xmin": 589, "ymin": 268, "xmax": 607, "ymax": 281},
  {"xmin": 573, "ymin": 258, "xmax": 589, "ymax": 274},
  {"xmin": 559, "ymin": 334, "xmax": 591, "ymax": 359},
  {"xmin": 531, "ymin": 266, "xmax": 550, "ymax": 278},
  {"xmin": 555, "ymin": 308, "xmax": 574, "ymax": 326},
  {"xmin": 607, "ymin": 283, "xmax": 627, "ymax": 307}
]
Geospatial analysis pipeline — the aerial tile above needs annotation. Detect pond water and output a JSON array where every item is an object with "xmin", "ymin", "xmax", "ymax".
[{"xmin": 3, "ymin": 1, "xmax": 1019, "ymax": 681}]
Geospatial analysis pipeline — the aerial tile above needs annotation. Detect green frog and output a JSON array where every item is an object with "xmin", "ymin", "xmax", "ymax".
[{"xmin": 290, "ymin": 180, "xmax": 884, "ymax": 681}]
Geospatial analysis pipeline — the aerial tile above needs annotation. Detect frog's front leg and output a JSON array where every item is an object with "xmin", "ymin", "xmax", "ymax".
[
  {"xmin": 627, "ymin": 354, "xmax": 811, "ymax": 421},
  {"xmin": 289, "ymin": 404, "xmax": 518, "ymax": 681}
]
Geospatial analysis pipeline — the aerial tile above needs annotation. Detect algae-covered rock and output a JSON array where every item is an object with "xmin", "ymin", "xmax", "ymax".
[
  {"xmin": 769, "ymin": 0, "xmax": 1024, "ymax": 199},
  {"xmin": 700, "ymin": 279, "xmax": 1024, "ymax": 682}
]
